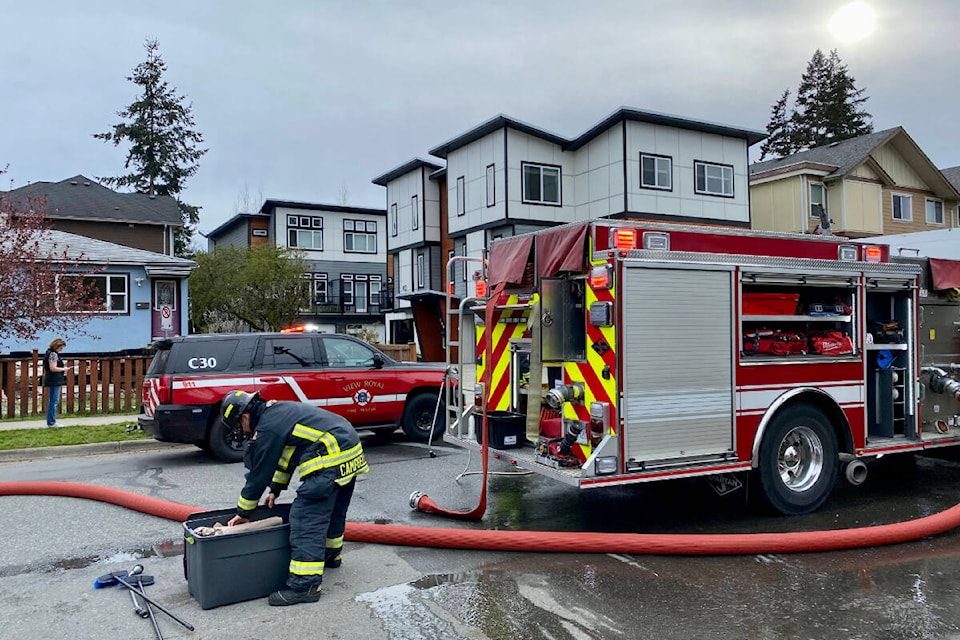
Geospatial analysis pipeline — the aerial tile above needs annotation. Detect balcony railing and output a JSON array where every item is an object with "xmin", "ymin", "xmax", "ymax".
[{"xmin": 303, "ymin": 292, "xmax": 394, "ymax": 315}]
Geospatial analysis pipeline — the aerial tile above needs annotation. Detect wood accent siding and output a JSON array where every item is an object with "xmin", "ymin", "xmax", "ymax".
[
  {"xmin": 871, "ymin": 147, "xmax": 928, "ymax": 190},
  {"xmin": 250, "ymin": 217, "xmax": 270, "ymax": 247},
  {"xmin": 52, "ymin": 220, "xmax": 167, "ymax": 254}
]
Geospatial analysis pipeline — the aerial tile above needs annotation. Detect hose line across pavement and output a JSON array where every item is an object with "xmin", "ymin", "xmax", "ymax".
[{"xmin": 2, "ymin": 481, "xmax": 960, "ymax": 555}]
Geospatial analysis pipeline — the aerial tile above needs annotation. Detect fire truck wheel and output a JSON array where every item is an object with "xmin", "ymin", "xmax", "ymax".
[
  {"xmin": 207, "ymin": 417, "xmax": 246, "ymax": 463},
  {"xmin": 401, "ymin": 393, "xmax": 444, "ymax": 442},
  {"xmin": 757, "ymin": 405, "xmax": 838, "ymax": 516}
]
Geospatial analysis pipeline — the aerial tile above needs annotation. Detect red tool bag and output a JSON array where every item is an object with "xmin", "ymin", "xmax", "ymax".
[
  {"xmin": 808, "ymin": 330, "xmax": 854, "ymax": 355},
  {"xmin": 743, "ymin": 330, "xmax": 807, "ymax": 356}
]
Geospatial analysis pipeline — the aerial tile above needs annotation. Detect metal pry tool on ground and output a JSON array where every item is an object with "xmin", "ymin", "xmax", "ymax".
[{"xmin": 94, "ymin": 564, "xmax": 195, "ymax": 633}]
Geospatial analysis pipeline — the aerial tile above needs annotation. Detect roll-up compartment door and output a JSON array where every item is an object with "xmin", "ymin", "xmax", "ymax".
[{"xmin": 621, "ymin": 265, "xmax": 735, "ymax": 466}]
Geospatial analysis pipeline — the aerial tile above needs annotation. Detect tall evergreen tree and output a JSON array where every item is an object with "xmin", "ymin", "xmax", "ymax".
[
  {"xmin": 94, "ymin": 39, "xmax": 207, "ymax": 256},
  {"xmin": 760, "ymin": 49, "xmax": 873, "ymax": 159},
  {"xmin": 759, "ymin": 89, "xmax": 794, "ymax": 160}
]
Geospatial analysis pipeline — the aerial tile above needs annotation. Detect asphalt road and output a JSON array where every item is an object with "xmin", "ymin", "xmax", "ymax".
[{"xmin": 3, "ymin": 435, "xmax": 960, "ymax": 639}]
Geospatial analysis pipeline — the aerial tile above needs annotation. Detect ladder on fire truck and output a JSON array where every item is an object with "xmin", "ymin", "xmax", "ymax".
[{"xmin": 443, "ymin": 255, "xmax": 488, "ymax": 441}]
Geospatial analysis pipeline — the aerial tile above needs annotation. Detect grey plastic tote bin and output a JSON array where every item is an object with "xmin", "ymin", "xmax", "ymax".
[{"xmin": 183, "ymin": 503, "xmax": 291, "ymax": 609}]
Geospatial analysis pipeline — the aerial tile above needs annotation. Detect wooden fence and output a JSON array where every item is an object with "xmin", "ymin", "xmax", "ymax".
[
  {"xmin": 1, "ymin": 343, "xmax": 418, "ymax": 420},
  {"xmin": 0, "ymin": 350, "xmax": 152, "ymax": 420}
]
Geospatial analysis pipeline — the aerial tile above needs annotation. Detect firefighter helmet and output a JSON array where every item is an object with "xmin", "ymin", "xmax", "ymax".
[{"xmin": 220, "ymin": 390, "xmax": 260, "ymax": 429}]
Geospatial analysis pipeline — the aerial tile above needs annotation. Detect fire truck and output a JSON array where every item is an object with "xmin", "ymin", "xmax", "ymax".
[{"xmin": 442, "ymin": 220, "xmax": 960, "ymax": 515}]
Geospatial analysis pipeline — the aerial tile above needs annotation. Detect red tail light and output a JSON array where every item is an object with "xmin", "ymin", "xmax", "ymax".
[{"xmin": 157, "ymin": 375, "xmax": 172, "ymax": 404}]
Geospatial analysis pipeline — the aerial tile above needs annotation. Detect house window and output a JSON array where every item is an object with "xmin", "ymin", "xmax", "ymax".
[
  {"xmin": 461, "ymin": 241, "xmax": 468, "ymax": 282},
  {"xmin": 342, "ymin": 275, "xmax": 354, "ymax": 306},
  {"xmin": 694, "ymin": 161, "xmax": 734, "ymax": 197},
  {"xmin": 370, "ymin": 277, "xmax": 381, "ymax": 307},
  {"xmin": 809, "ymin": 182, "xmax": 826, "ymax": 218},
  {"xmin": 456, "ymin": 176, "xmax": 465, "ymax": 216},
  {"xmin": 486, "ymin": 164, "xmax": 495, "ymax": 207},
  {"xmin": 355, "ymin": 277, "xmax": 368, "ymax": 313},
  {"xmin": 926, "ymin": 198, "xmax": 944, "ymax": 224},
  {"xmin": 522, "ymin": 162, "xmax": 561, "ymax": 205},
  {"xmin": 640, "ymin": 154, "xmax": 672, "ymax": 190},
  {"xmin": 892, "ymin": 194, "xmax": 912, "ymax": 221},
  {"xmin": 416, "ymin": 253, "xmax": 425, "ymax": 288},
  {"xmin": 313, "ymin": 273, "xmax": 328, "ymax": 304},
  {"xmin": 411, "ymin": 195, "xmax": 419, "ymax": 231},
  {"xmin": 390, "ymin": 203, "xmax": 398, "ymax": 236},
  {"xmin": 344, "ymin": 219, "xmax": 377, "ymax": 253},
  {"xmin": 287, "ymin": 216, "xmax": 323, "ymax": 250},
  {"xmin": 61, "ymin": 274, "xmax": 128, "ymax": 313}
]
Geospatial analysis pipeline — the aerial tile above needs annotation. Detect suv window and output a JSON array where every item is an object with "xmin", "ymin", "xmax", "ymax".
[
  {"xmin": 167, "ymin": 339, "xmax": 241, "ymax": 373},
  {"xmin": 321, "ymin": 336, "xmax": 376, "ymax": 367},
  {"xmin": 260, "ymin": 336, "xmax": 319, "ymax": 369}
]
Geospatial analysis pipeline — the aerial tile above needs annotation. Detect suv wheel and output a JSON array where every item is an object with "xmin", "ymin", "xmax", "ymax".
[
  {"xmin": 401, "ymin": 393, "xmax": 444, "ymax": 442},
  {"xmin": 207, "ymin": 415, "xmax": 247, "ymax": 463}
]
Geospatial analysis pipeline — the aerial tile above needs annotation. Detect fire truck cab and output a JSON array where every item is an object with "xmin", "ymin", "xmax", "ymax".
[{"xmin": 443, "ymin": 220, "xmax": 960, "ymax": 515}]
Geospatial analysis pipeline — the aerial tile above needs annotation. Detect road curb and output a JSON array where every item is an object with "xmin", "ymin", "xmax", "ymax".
[{"xmin": 0, "ymin": 439, "xmax": 192, "ymax": 463}]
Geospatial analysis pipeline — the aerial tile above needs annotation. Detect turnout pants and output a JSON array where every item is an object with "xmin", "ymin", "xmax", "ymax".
[{"xmin": 287, "ymin": 470, "xmax": 356, "ymax": 590}]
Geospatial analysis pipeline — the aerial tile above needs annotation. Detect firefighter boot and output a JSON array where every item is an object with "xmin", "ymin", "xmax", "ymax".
[
  {"xmin": 325, "ymin": 551, "xmax": 342, "ymax": 569},
  {"xmin": 268, "ymin": 585, "xmax": 322, "ymax": 606}
]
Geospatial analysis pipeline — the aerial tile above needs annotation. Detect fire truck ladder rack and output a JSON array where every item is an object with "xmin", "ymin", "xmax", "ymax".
[{"xmin": 443, "ymin": 256, "xmax": 488, "ymax": 442}]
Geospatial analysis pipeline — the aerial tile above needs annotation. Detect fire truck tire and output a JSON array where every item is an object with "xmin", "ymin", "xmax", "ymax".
[
  {"xmin": 756, "ymin": 405, "xmax": 838, "ymax": 516},
  {"xmin": 401, "ymin": 393, "xmax": 444, "ymax": 442},
  {"xmin": 207, "ymin": 417, "xmax": 246, "ymax": 463}
]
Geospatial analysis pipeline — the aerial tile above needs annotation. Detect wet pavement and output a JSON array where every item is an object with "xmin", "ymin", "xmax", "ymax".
[{"xmin": 2, "ymin": 435, "xmax": 960, "ymax": 639}]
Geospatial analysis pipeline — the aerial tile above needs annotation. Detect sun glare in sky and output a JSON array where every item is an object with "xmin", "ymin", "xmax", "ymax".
[{"xmin": 828, "ymin": 2, "xmax": 877, "ymax": 43}]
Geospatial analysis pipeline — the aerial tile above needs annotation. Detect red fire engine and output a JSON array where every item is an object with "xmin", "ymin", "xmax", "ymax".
[{"xmin": 442, "ymin": 220, "xmax": 960, "ymax": 515}]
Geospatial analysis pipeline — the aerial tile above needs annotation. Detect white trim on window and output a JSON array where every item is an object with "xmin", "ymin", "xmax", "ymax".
[
  {"xmin": 411, "ymin": 195, "xmax": 419, "ymax": 231},
  {"xmin": 892, "ymin": 193, "xmax": 912, "ymax": 221},
  {"xmin": 926, "ymin": 198, "xmax": 944, "ymax": 225},
  {"xmin": 390, "ymin": 203, "xmax": 398, "ymax": 236},
  {"xmin": 486, "ymin": 164, "xmax": 495, "ymax": 207},
  {"xmin": 521, "ymin": 162, "xmax": 561, "ymax": 205},
  {"xmin": 694, "ymin": 161, "xmax": 734, "ymax": 197},
  {"xmin": 640, "ymin": 153, "xmax": 672, "ymax": 190},
  {"xmin": 809, "ymin": 182, "xmax": 826, "ymax": 218},
  {"xmin": 416, "ymin": 253, "xmax": 425, "ymax": 288}
]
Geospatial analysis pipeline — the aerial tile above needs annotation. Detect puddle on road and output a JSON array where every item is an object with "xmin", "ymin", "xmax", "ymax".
[
  {"xmin": 48, "ymin": 539, "xmax": 184, "ymax": 572},
  {"xmin": 360, "ymin": 569, "xmax": 618, "ymax": 640}
]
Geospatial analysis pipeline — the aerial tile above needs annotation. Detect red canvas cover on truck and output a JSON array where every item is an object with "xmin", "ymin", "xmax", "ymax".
[{"xmin": 929, "ymin": 258, "xmax": 960, "ymax": 290}]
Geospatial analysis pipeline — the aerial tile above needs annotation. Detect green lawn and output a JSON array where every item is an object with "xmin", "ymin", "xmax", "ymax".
[{"xmin": 0, "ymin": 423, "xmax": 149, "ymax": 450}]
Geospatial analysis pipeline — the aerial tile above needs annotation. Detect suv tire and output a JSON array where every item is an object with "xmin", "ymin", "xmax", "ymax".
[
  {"xmin": 207, "ymin": 415, "xmax": 247, "ymax": 463},
  {"xmin": 401, "ymin": 393, "xmax": 444, "ymax": 442}
]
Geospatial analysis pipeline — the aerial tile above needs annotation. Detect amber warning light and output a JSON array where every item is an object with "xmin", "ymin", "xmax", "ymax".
[
  {"xmin": 612, "ymin": 228, "xmax": 636, "ymax": 250},
  {"xmin": 863, "ymin": 245, "xmax": 882, "ymax": 263}
]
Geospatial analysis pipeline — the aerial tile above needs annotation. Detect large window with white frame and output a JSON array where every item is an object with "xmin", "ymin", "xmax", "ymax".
[
  {"xmin": 354, "ymin": 276, "xmax": 369, "ymax": 313},
  {"xmin": 694, "ymin": 161, "xmax": 734, "ymax": 197},
  {"xmin": 926, "ymin": 198, "xmax": 944, "ymax": 224},
  {"xmin": 313, "ymin": 273, "xmax": 328, "ymax": 304},
  {"xmin": 370, "ymin": 276, "xmax": 381, "ymax": 307},
  {"xmin": 411, "ymin": 195, "xmax": 419, "ymax": 231},
  {"xmin": 892, "ymin": 194, "xmax": 912, "ymax": 221},
  {"xmin": 640, "ymin": 153, "xmax": 672, "ymax": 191},
  {"xmin": 59, "ymin": 274, "xmax": 128, "ymax": 313},
  {"xmin": 344, "ymin": 219, "xmax": 377, "ymax": 253},
  {"xmin": 456, "ymin": 176, "xmax": 465, "ymax": 216},
  {"xmin": 521, "ymin": 162, "xmax": 561, "ymax": 205},
  {"xmin": 486, "ymin": 164, "xmax": 495, "ymax": 207},
  {"xmin": 287, "ymin": 216, "xmax": 323, "ymax": 250}
]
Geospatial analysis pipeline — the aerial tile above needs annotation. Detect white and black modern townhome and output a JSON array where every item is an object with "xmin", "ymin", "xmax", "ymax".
[{"xmin": 373, "ymin": 106, "xmax": 766, "ymax": 360}]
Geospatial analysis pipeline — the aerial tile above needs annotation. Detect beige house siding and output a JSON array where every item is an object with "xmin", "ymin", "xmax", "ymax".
[
  {"xmin": 751, "ymin": 177, "xmax": 803, "ymax": 232},
  {"xmin": 841, "ymin": 179, "xmax": 883, "ymax": 235},
  {"xmin": 881, "ymin": 185, "xmax": 950, "ymax": 233},
  {"xmin": 871, "ymin": 146, "xmax": 928, "ymax": 189},
  {"xmin": 851, "ymin": 164, "xmax": 879, "ymax": 180}
]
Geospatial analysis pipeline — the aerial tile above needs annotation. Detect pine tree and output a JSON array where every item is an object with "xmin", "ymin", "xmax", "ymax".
[
  {"xmin": 94, "ymin": 39, "xmax": 207, "ymax": 257},
  {"xmin": 769, "ymin": 48, "xmax": 873, "ymax": 155},
  {"xmin": 759, "ymin": 89, "xmax": 795, "ymax": 160}
]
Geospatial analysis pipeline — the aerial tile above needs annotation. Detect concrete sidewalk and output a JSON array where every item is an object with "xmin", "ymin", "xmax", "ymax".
[{"xmin": 0, "ymin": 413, "xmax": 140, "ymax": 432}]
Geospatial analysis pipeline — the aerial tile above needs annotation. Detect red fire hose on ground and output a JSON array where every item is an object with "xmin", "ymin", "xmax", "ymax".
[{"xmin": 3, "ymin": 480, "xmax": 960, "ymax": 555}]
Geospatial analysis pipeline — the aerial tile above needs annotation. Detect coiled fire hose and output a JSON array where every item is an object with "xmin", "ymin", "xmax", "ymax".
[{"xmin": 2, "ymin": 480, "xmax": 960, "ymax": 554}]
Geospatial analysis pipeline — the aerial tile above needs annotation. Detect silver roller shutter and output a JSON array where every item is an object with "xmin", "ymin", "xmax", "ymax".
[{"xmin": 621, "ymin": 265, "xmax": 735, "ymax": 466}]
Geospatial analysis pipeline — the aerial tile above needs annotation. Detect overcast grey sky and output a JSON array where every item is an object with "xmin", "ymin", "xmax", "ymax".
[{"xmin": 2, "ymin": 0, "xmax": 957, "ymax": 243}]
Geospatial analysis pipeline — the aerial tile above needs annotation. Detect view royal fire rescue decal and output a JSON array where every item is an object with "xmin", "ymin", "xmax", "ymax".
[{"xmin": 344, "ymin": 380, "xmax": 384, "ymax": 410}]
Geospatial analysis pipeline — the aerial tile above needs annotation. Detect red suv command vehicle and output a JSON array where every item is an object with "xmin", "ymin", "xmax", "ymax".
[{"xmin": 138, "ymin": 332, "xmax": 446, "ymax": 462}]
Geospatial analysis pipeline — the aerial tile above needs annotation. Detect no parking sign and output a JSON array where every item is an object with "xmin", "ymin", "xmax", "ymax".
[{"xmin": 160, "ymin": 304, "xmax": 173, "ymax": 330}]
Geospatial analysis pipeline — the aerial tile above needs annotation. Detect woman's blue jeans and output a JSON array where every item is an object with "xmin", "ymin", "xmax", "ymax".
[{"xmin": 46, "ymin": 385, "xmax": 62, "ymax": 426}]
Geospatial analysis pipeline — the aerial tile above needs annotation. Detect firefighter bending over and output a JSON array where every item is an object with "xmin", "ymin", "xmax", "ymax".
[{"xmin": 221, "ymin": 390, "xmax": 369, "ymax": 606}]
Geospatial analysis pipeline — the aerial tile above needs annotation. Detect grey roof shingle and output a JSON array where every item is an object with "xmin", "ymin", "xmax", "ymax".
[
  {"xmin": 750, "ymin": 128, "xmax": 901, "ymax": 178},
  {"xmin": 25, "ymin": 229, "xmax": 197, "ymax": 274},
  {"xmin": 941, "ymin": 166, "xmax": 960, "ymax": 192},
  {"xmin": 1, "ymin": 175, "xmax": 181, "ymax": 226}
]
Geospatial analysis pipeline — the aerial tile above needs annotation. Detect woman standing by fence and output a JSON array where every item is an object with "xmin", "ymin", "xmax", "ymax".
[{"xmin": 43, "ymin": 338, "xmax": 67, "ymax": 427}]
